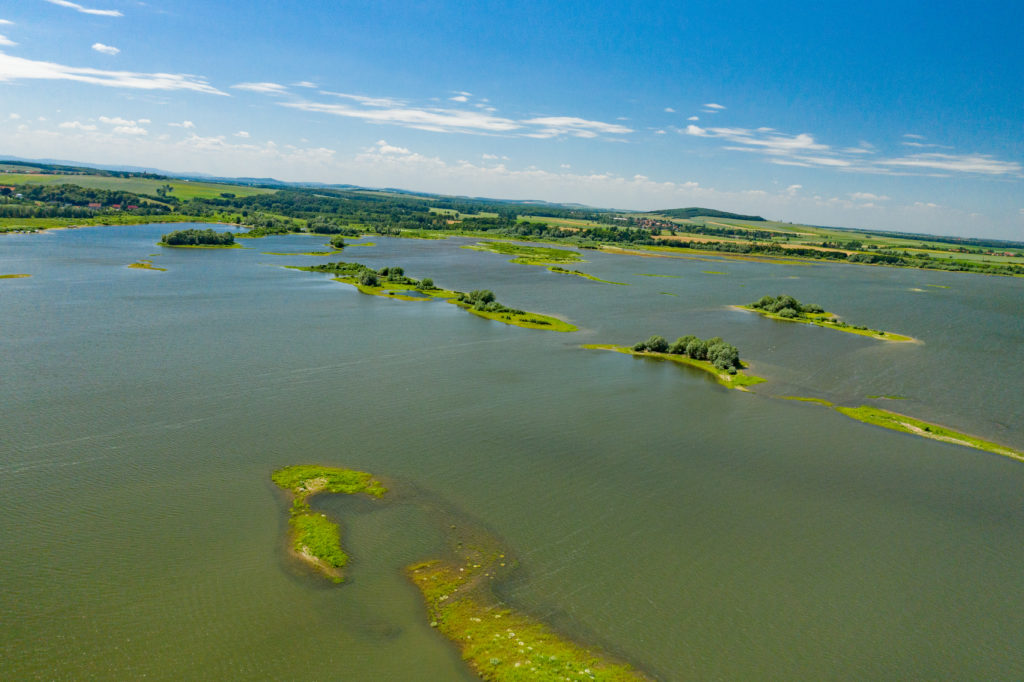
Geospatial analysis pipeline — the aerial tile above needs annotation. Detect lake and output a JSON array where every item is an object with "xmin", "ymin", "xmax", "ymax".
[{"xmin": 2, "ymin": 224, "xmax": 1022, "ymax": 679}]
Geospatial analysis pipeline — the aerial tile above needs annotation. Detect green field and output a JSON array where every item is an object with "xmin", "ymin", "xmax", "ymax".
[{"xmin": 0, "ymin": 173, "xmax": 273, "ymax": 200}]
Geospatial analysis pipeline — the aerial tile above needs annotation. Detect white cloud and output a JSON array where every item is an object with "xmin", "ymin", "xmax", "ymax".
[
  {"xmin": 449, "ymin": 95, "xmax": 468, "ymax": 102},
  {"xmin": 91, "ymin": 43, "xmax": 119, "ymax": 55},
  {"xmin": 903, "ymin": 133, "xmax": 926, "ymax": 140},
  {"xmin": 285, "ymin": 99, "xmax": 522, "ymax": 134},
  {"xmin": 521, "ymin": 116, "xmax": 633, "ymax": 138},
  {"xmin": 58, "ymin": 120, "xmax": 97, "ymax": 131},
  {"xmin": 654, "ymin": 129, "xmax": 666, "ymax": 135},
  {"xmin": 881, "ymin": 153, "xmax": 1022, "ymax": 176},
  {"xmin": 0, "ymin": 20, "xmax": 13, "ymax": 25},
  {"xmin": 687, "ymin": 116, "xmax": 699, "ymax": 121},
  {"xmin": 481, "ymin": 153, "xmax": 498, "ymax": 160},
  {"xmin": 664, "ymin": 107, "xmax": 675, "ymax": 113},
  {"xmin": 850, "ymin": 192, "xmax": 889, "ymax": 201},
  {"xmin": 319, "ymin": 91, "xmax": 406, "ymax": 107},
  {"xmin": 113, "ymin": 125, "xmax": 147, "ymax": 135},
  {"xmin": 369, "ymin": 139, "xmax": 412, "ymax": 155},
  {"xmin": 8, "ymin": 112, "xmax": 19, "ymax": 119},
  {"xmin": 231, "ymin": 81, "xmax": 289, "ymax": 95},
  {"xmin": 785, "ymin": 184, "xmax": 802, "ymax": 196},
  {"xmin": 0, "ymin": 34, "xmax": 16, "ymax": 47},
  {"xmin": 138, "ymin": 118, "xmax": 150, "ymax": 123},
  {"xmin": 99, "ymin": 115, "xmax": 133, "ymax": 125},
  {"xmin": 169, "ymin": 120, "xmax": 195, "ymax": 128},
  {"xmin": 0, "ymin": 51, "xmax": 225, "ymax": 94},
  {"xmin": 234, "ymin": 130, "xmax": 250, "ymax": 138},
  {"xmin": 704, "ymin": 103, "xmax": 725, "ymax": 110},
  {"xmin": 292, "ymin": 81, "xmax": 317, "ymax": 88},
  {"xmin": 42, "ymin": 0, "xmax": 122, "ymax": 17}
]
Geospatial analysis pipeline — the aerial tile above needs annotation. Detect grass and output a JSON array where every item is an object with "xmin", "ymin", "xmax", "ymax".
[
  {"xmin": 271, "ymin": 465, "xmax": 387, "ymax": 583},
  {"xmin": 583, "ymin": 344, "xmax": 765, "ymax": 390},
  {"xmin": 465, "ymin": 241, "xmax": 584, "ymax": 265},
  {"xmin": 0, "ymin": 172, "xmax": 273, "ymax": 200},
  {"xmin": 780, "ymin": 396, "xmax": 834, "ymax": 406},
  {"xmin": 407, "ymin": 557, "xmax": 648, "ymax": 681},
  {"xmin": 736, "ymin": 305, "xmax": 914, "ymax": 342},
  {"xmin": 547, "ymin": 266, "xmax": 626, "ymax": 285},
  {"xmin": 128, "ymin": 260, "xmax": 166, "ymax": 272},
  {"xmin": 0, "ymin": 273, "xmax": 31, "ymax": 279},
  {"xmin": 833, "ymin": 406, "xmax": 1024, "ymax": 462},
  {"xmin": 451, "ymin": 300, "xmax": 577, "ymax": 332},
  {"xmin": 262, "ymin": 250, "xmax": 344, "ymax": 256}
]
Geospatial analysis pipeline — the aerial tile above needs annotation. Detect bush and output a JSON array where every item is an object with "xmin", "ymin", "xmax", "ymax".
[{"xmin": 359, "ymin": 270, "xmax": 379, "ymax": 286}]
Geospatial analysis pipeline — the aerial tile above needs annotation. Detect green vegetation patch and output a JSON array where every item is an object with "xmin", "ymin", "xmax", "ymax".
[
  {"xmin": 452, "ymin": 289, "xmax": 577, "ymax": 332},
  {"xmin": 293, "ymin": 262, "xmax": 458, "ymax": 302},
  {"xmin": 0, "ymin": 273, "xmax": 31, "ymax": 279},
  {"xmin": 702, "ymin": 270, "xmax": 727, "ymax": 275},
  {"xmin": 584, "ymin": 343, "xmax": 764, "ymax": 390},
  {"xmin": 741, "ymin": 295, "xmax": 914, "ymax": 342},
  {"xmin": 128, "ymin": 260, "xmax": 166, "ymax": 272},
  {"xmin": 271, "ymin": 465, "xmax": 386, "ymax": 582},
  {"xmin": 408, "ymin": 559, "xmax": 648, "ymax": 681},
  {"xmin": 833, "ymin": 407, "xmax": 1024, "ymax": 462},
  {"xmin": 548, "ymin": 265, "xmax": 626, "ymax": 285},
  {"xmin": 159, "ymin": 227, "xmax": 240, "ymax": 248},
  {"xmin": 780, "ymin": 396, "xmax": 834, "ymax": 406},
  {"xmin": 465, "ymin": 241, "xmax": 583, "ymax": 265}
]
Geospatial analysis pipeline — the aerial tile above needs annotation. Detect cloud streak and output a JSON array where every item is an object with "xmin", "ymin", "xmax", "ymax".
[
  {"xmin": 0, "ymin": 51, "xmax": 225, "ymax": 94},
  {"xmin": 43, "ymin": 0, "xmax": 122, "ymax": 17}
]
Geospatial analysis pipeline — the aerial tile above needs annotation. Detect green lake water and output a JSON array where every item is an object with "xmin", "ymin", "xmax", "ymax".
[{"xmin": 2, "ymin": 224, "xmax": 1023, "ymax": 680}]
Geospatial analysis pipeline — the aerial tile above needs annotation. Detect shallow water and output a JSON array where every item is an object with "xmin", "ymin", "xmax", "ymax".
[{"xmin": 2, "ymin": 225, "xmax": 1023, "ymax": 679}]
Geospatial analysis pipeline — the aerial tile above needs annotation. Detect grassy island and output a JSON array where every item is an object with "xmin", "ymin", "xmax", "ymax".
[
  {"xmin": 128, "ymin": 260, "xmax": 166, "ymax": 272},
  {"xmin": 584, "ymin": 335, "xmax": 764, "ymax": 389},
  {"xmin": 465, "ymin": 241, "xmax": 584, "ymax": 266},
  {"xmin": 548, "ymin": 266, "xmax": 626, "ymax": 285},
  {"xmin": 452, "ymin": 289, "xmax": 577, "ymax": 331},
  {"xmin": 408, "ymin": 555, "xmax": 649, "ymax": 681},
  {"xmin": 271, "ymin": 465, "xmax": 386, "ymax": 582},
  {"xmin": 159, "ymin": 228, "xmax": 241, "ymax": 248},
  {"xmin": 739, "ymin": 294, "xmax": 913, "ymax": 341},
  {"xmin": 779, "ymin": 399, "xmax": 1023, "ymax": 462},
  {"xmin": 834, "ymin": 406, "xmax": 1024, "ymax": 462},
  {"xmin": 292, "ymin": 261, "xmax": 576, "ymax": 331}
]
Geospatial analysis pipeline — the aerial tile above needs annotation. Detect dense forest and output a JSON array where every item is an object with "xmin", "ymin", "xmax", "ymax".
[{"xmin": 160, "ymin": 228, "xmax": 236, "ymax": 246}]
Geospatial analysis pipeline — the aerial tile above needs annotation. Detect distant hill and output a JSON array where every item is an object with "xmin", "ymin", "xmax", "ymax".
[{"xmin": 652, "ymin": 207, "xmax": 765, "ymax": 221}]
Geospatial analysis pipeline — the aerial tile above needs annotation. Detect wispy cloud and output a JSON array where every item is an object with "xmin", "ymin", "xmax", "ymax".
[
  {"xmin": 850, "ymin": 192, "xmax": 889, "ymax": 201},
  {"xmin": 704, "ymin": 103, "xmax": 725, "ymax": 110},
  {"xmin": 664, "ymin": 107, "xmax": 675, "ymax": 113},
  {"xmin": 0, "ymin": 51, "xmax": 225, "ymax": 94},
  {"xmin": 0, "ymin": 19, "xmax": 13, "ymax": 25},
  {"xmin": 521, "ymin": 116, "xmax": 633, "ymax": 139},
  {"xmin": 0, "ymin": 34, "xmax": 16, "ymax": 47},
  {"xmin": 231, "ymin": 81, "xmax": 289, "ymax": 95},
  {"xmin": 449, "ymin": 95, "xmax": 468, "ymax": 102},
  {"xmin": 43, "ymin": 0, "xmax": 122, "ymax": 17},
  {"xmin": 292, "ymin": 81, "xmax": 317, "ymax": 88},
  {"xmin": 318, "ymin": 91, "xmax": 407, "ymax": 108},
  {"xmin": 91, "ymin": 42, "xmax": 119, "ymax": 55},
  {"xmin": 903, "ymin": 133, "xmax": 926, "ymax": 140},
  {"xmin": 880, "ymin": 153, "xmax": 1022, "ymax": 176},
  {"xmin": 169, "ymin": 120, "xmax": 195, "ymax": 128},
  {"xmin": 234, "ymin": 130, "xmax": 250, "ymax": 138},
  {"xmin": 284, "ymin": 99, "xmax": 522, "ymax": 134}
]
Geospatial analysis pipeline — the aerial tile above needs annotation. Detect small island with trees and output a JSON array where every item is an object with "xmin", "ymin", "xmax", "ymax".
[
  {"xmin": 158, "ymin": 227, "xmax": 240, "ymax": 248},
  {"xmin": 738, "ymin": 294, "xmax": 913, "ymax": 341},
  {"xmin": 584, "ymin": 334, "xmax": 764, "ymax": 389},
  {"xmin": 291, "ymin": 260, "xmax": 577, "ymax": 331}
]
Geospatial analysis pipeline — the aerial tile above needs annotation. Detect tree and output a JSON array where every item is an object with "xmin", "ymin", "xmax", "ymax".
[
  {"xmin": 359, "ymin": 270, "xmax": 379, "ymax": 286},
  {"xmin": 645, "ymin": 335, "xmax": 669, "ymax": 353}
]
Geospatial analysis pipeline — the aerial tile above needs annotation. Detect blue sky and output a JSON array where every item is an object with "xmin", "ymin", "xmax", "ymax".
[{"xmin": 1, "ymin": 0, "xmax": 1022, "ymax": 238}]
